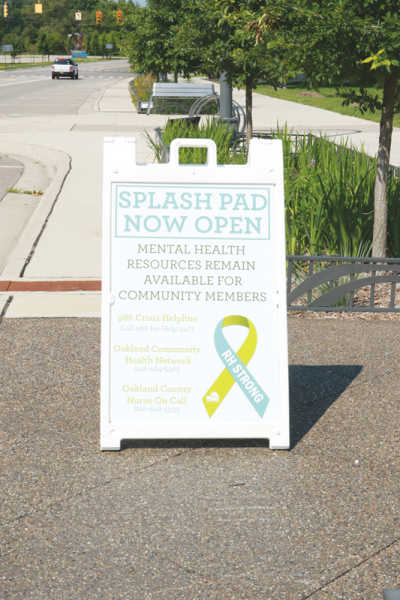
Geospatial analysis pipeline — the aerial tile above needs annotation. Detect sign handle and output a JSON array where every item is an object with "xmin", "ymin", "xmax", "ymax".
[{"xmin": 169, "ymin": 138, "xmax": 217, "ymax": 167}]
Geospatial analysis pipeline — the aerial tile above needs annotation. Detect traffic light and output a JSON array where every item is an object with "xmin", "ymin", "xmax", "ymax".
[
  {"xmin": 34, "ymin": 1, "xmax": 43, "ymax": 14},
  {"xmin": 116, "ymin": 9, "xmax": 123, "ymax": 24},
  {"xmin": 3, "ymin": 2, "xmax": 9, "ymax": 18},
  {"xmin": 96, "ymin": 10, "xmax": 102, "ymax": 24}
]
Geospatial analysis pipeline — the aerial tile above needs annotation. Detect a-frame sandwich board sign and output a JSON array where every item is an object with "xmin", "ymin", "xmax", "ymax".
[{"xmin": 101, "ymin": 136, "xmax": 289, "ymax": 450}]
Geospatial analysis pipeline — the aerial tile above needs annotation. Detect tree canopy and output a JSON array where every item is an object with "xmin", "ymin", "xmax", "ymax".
[
  {"xmin": 122, "ymin": 0, "xmax": 281, "ymax": 141},
  {"xmin": 0, "ymin": 0, "xmax": 134, "ymax": 55},
  {"xmin": 217, "ymin": 0, "xmax": 400, "ymax": 256}
]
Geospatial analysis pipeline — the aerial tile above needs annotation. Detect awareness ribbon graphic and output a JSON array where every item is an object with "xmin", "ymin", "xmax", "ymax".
[{"xmin": 202, "ymin": 315, "xmax": 270, "ymax": 418}]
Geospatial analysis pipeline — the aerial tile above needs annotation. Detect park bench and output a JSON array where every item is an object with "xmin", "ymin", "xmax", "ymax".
[{"xmin": 145, "ymin": 82, "xmax": 217, "ymax": 115}]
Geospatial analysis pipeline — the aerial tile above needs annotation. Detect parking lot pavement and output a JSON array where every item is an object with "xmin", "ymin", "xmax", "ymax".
[{"xmin": 1, "ymin": 317, "xmax": 399, "ymax": 600}]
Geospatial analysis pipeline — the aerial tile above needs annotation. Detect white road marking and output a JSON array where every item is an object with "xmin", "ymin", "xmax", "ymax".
[{"xmin": 0, "ymin": 78, "xmax": 48, "ymax": 87}]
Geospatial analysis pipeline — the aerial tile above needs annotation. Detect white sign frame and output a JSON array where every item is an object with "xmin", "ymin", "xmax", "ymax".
[{"xmin": 101, "ymin": 137, "xmax": 289, "ymax": 450}]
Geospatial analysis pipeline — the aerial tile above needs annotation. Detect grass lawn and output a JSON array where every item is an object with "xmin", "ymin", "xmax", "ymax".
[{"xmin": 246, "ymin": 83, "xmax": 400, "ymax": 129}]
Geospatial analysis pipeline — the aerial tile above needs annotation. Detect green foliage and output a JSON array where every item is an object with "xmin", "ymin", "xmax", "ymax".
[
  {"xmin": 89, "ymin": 30, "xmax": 100, "ymax": 56},
  {"xmin": 249, "ymin": 0, "xmax": 400, "ymax": 113},
  {"xmin": 0, "ymin": 0, "xmax": 134, "ymax": 55},
  {"xmin": 145, "ymin": 120, "xmax": 246, "ymax": 165},
  {"xmin": 36, "ymin": 30, "xmax": 49, "ymax": 57},
  {"xmin": 46, "ymin": 33, "xmax": 63, "ymax": 55},
  {"xmin": 270, "ymin": 125, "xmax": 400, "ymax": 257},
  {"xmin": 387, "ymin": 175, "xmax": 400, "ymax": 257},
  {"xmin": 218, "ymin": 0, "xmax": 400, "ymax": 255},
  {"xmin": 121, "ymin": 0, "xmax": 199, "ymax": 79},
  {"xmin": 147, "ymin": 121, "xmax": 400, "ymax": 256},
  {"xmin": 271, "ymin": 126, "xmax": 376, "ymax": 256},
  {"xmin": 99, "ymin": 32, "xmax": 107, "ymax": 57},
  {"xmin": 122, "ymin": 0, "xmax": 283, "ymax": 137}
]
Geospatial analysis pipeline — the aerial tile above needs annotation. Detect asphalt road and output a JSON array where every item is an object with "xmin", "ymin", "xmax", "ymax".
[{"xmin": 0, "ymin": 59, "xmax": 130, "ymax": 115}]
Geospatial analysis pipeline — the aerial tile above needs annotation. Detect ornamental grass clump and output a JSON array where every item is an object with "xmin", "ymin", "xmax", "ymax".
[
  {"xmin": 145, "ymin": 119, "xmax": 247, "ymax": 165},
  {"xmin": 146, "ymin": 119, "xmax": 400, "ymax": 257},
  {"xmin": 272, "ymin": 125, "xmax": 379, "ymax": 256}
]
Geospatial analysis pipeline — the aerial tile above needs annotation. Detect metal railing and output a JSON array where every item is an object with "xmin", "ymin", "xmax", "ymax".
[
  {"xmin": 287, "ymin": 256, "xmax": 400, "ymax": 312},
  {"xmin": 153, "ymin": 127, "xmax": 400, "ymax": 176},
  {"xmin": 233, "ymin": 130, "xmax": 400, "ymax": 178},
  {"xmin": 154, "ymin": 128, "xmax": 170, "ymax": 163}
]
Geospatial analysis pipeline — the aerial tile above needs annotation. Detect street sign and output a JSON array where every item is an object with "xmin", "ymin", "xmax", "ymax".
[
  {"xmin": 71, "ymin": 51, "xmax": 87, "ymax": 59},
  {"xmin": 101, "ymin": 137, "xmax": 290, "ymax": 450},
  {"xmin": 75, "ymin": 11, "xmax": 81, "ymax": 20},
  {"xmin": 106, "ymin": 44, "xmax": 113, "ymax": 49},
  {"xmin": 2, "ymin": 45, "xmax": 13, "ymax": 52}
]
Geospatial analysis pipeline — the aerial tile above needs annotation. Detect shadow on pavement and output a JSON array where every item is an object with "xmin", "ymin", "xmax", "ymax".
[
  {"xmin": 289, "ymin": 364, "xmax": 363, "ymax": 447},
  {"xmin": 120, "ymin": 365, "xmax": 362, "ymax": 452}
]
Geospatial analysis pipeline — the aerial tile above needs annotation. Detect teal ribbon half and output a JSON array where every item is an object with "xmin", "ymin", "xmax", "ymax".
[{"xmin": 202, "ymin": 315, "xmax": 270, "ymax": 419}]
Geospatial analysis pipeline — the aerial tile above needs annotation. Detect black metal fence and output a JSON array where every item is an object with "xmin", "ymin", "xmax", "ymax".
[{"xmin": 287, "ymin": 256, "xmax": 400, "ymax": 313}]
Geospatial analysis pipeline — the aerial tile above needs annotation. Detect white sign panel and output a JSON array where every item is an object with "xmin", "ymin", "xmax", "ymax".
[
  {"xmin": 2, "ymin": 45, "xmax": 13, "ymax": 52},
  {"xmin": 101, "ymin": 137, "xmax": 289, "ymax": 450}
]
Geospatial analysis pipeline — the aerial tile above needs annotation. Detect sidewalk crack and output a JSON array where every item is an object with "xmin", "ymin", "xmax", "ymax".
[
  {"xmin": 1, "ymin": 444, "xmax": 203, "ymax": 531},
  {"xmin": 302, "ymin": 535, "xmax": 400, "ymax": 599}
]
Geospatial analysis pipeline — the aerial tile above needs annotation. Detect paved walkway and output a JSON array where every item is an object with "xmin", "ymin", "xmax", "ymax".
[
  {"xmin": 1, "ymin": 317, "xmax": 399, "ymax": 599},
  {"xmin": 0, "ymin": 76, "xmax": 399, "ymax": 318},
  {"xmin": 1, "ymin": 79, "xmax": 399, "ymax": 600},
  {"xmin": 212, "ymin": 82, "xmax": 400, "ymax": 165}
]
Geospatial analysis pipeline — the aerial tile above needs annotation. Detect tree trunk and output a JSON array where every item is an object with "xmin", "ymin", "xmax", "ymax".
[
  {"xmin": 373, "ymin": 73, "xmax": 397, "ymax": 257},
  {"xmin": 245, "ymin": 75, "xmax": 253, "ymax": 149},
  {"xmin": 174, "ymin": 70, "xmax": 178, "ymax": 83}
]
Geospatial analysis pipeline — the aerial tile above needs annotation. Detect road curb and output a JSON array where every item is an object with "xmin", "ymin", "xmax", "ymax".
[{"xmin": 0, "ymin": 141, "xmax": 71, "ymax": 279}]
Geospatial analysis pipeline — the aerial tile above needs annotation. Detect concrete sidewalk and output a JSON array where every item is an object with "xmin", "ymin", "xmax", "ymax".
[
  {"xmin": 0, "ymin": 76, "xmax": 399, "ymax": 318},
  {"xmin": 211, "ymin": 81, "xmax": 400, "ymax": 165},
  {"xmin": 0, "ymin": 78, "xmax": 167, "ymax": 287},
  {"xmin": 1, "ymin": 317, "xmax": 399, "ymax": 599}
]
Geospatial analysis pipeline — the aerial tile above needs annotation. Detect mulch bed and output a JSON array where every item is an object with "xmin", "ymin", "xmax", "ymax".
[{"xmin": 289, "ymin": 282, "xmax": 400, "ymax": 321}]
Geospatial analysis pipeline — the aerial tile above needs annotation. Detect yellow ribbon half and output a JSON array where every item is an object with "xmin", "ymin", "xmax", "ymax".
[{"xmin": 202, "ymin": 315, "xmax": 269, "ymax": 418}]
